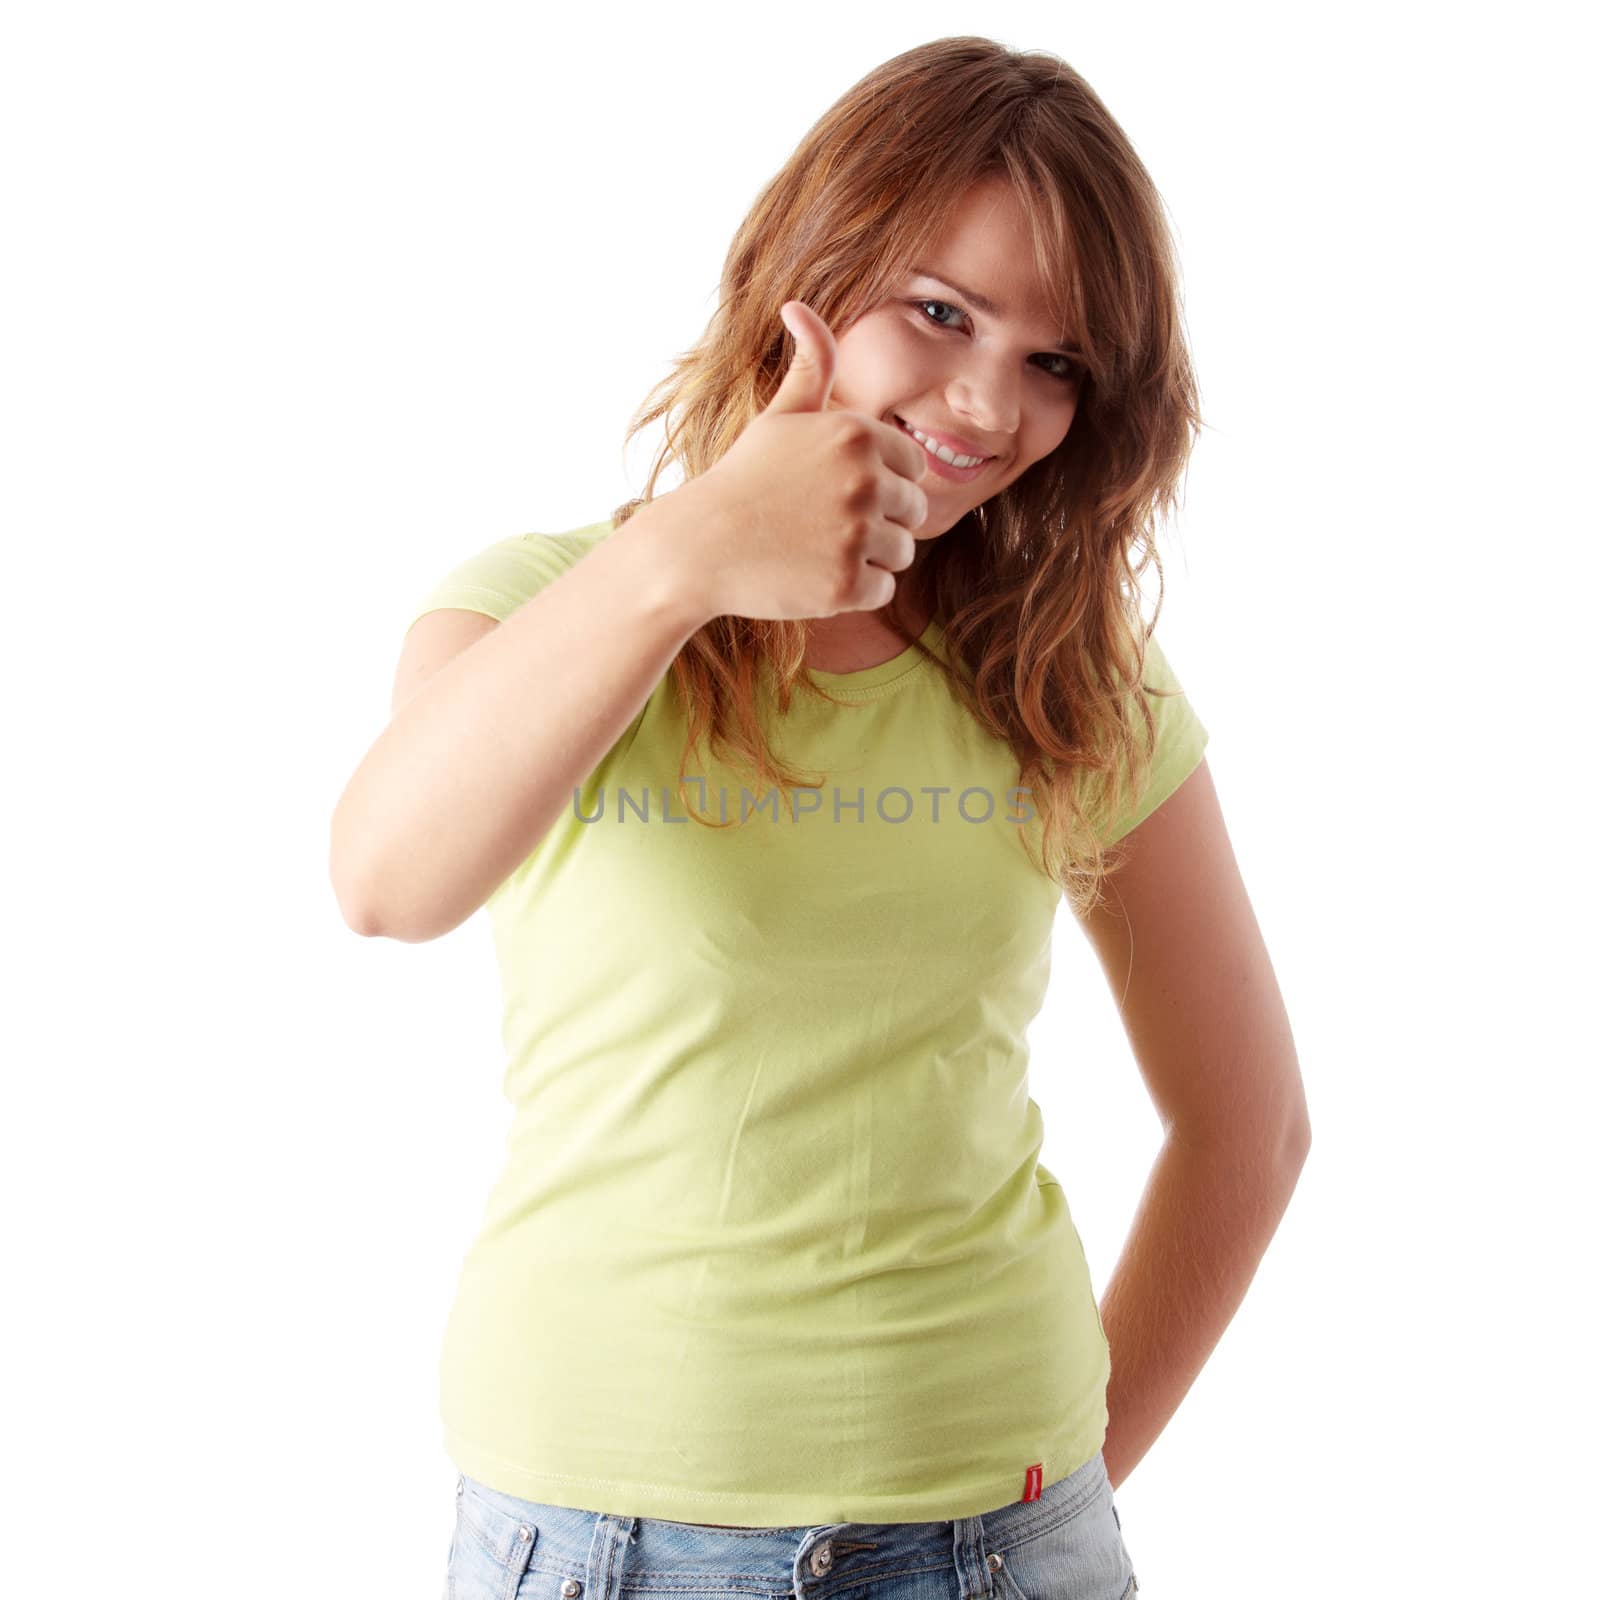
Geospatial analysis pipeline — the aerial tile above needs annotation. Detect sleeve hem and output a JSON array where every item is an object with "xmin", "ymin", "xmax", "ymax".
[
  {"xmin": 1103, "ymin": 723, "xmax": 1211, "ymax": 845},
  {"xmin": 405, "ymin": 585, "xmax": 520, "ymax": 630}
]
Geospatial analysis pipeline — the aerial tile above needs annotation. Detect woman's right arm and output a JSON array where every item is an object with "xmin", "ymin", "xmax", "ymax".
[
  {"xmin": 332, "ymin": 305, "xmax": 931, "ymax": 943},
  {"xmin": 328, "ymin": 491, "xmax": 717, "ymax": 943}
]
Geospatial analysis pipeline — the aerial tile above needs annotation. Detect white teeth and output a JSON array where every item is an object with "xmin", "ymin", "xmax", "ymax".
[{"xmin": 898, "ymin": 418, "xmax": 985, "ymax": 469}]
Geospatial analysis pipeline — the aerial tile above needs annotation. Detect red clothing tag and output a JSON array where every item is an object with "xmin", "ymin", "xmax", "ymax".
[{"xmin": 1022, "ymin": 1463, "xmax": 1043, "ymax": 1502}]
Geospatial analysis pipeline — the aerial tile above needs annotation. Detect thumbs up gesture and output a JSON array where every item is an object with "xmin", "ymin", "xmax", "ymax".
[{"xmin": 661, "ymin": 302, "xmax": 932, "ymax": 625}]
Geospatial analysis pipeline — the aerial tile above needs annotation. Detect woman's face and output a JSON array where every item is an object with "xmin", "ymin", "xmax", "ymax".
[{"xmin": 826, "ymin": 177, "xmax": 1084, "ymax": 540}]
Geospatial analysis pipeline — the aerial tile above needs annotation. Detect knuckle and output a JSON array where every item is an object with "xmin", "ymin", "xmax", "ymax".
[
  {"xmin": 842, "ymin": 472, "xmax": 877, "ymax": 513},
  {"xmin": 836, "ymin": 415, "xmax": 873, "ymax": 452},
  {"xmin": 826, "ymin": 553, "xmax": 859, "ymax": 610}
]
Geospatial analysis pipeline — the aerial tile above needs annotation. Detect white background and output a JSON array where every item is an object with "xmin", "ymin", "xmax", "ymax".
[{"xmin": 4, "ymin": 3, "xmax": 1594, "ymax": 1595}]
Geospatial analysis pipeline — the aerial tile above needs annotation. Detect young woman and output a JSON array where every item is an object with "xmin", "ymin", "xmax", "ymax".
[{"xmin": 331, "ymin": 35, "xmax": 1309, "ymax": 1600}]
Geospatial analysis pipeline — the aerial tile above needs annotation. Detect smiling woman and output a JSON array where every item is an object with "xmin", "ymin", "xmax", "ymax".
[
  {"xmin": 819, "ymin": 177, "xmax": 1087, "ymax": 507},
  {"xmin": 605, "ymin": 57, "xmax": 1205, "ymax": 908},
  {"xmin": 332, "ymin": 32, "xmax": 1306, "ymax": 1597}
]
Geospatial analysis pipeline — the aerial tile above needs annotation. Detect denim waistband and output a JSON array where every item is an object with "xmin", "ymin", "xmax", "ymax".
[{"xmin": 459, "ymin": 1450, "xmax": 1111, "ymax": 1600}]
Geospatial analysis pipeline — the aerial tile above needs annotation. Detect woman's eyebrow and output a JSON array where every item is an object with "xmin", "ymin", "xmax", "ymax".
[{"xmin": 908, "ymin": 266, "xmax": 1082, "ymax": 356}]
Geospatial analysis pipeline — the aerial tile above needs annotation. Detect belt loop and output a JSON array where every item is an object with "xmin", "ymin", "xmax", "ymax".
[
  {"xmin": 952, "ymin": 1513, "xmax": 992, "ymax": 1600},
  {"xmin": 586, "ymin": 1510, "xmax": 637, "ymax": 1600}
]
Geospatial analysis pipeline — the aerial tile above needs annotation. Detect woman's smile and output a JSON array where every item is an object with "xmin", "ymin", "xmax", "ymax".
[{"xmin": 893, "ymin": 415, "xmax": 997, "ymax": 482}]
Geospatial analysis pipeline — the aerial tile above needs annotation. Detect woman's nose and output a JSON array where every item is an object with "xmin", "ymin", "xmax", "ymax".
[{"xmin": 945, "ymin": 359, "xmax": 1020, "ymax": 437}]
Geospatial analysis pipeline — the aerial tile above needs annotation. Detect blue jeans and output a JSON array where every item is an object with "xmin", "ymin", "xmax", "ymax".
[{"xmin": 445, "ymin": 1449, "xmax": 1138, "ymax": 1600}]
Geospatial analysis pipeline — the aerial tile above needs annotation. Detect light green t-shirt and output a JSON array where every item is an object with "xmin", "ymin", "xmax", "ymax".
[{"xmin": 404, "ymin": 517, "xmax": 1209, "ymax": 1524}]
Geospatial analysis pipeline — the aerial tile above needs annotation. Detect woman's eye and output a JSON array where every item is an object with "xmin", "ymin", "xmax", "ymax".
[
  {"xmin": 913, "ymin": 299, "xmax": 1081, "ymax": 385},
  {"xmin": 915, "ymin": 298, "xmax": 964, "ymax": 329}
]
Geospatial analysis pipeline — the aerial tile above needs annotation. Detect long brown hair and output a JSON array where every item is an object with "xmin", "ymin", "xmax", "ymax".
[{"xmin": 610, "ymin": 36, "xmax": 1204, "ymax": 916}]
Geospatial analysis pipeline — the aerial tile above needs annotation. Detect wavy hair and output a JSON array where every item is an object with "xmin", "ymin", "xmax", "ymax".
[{"xmin": 609, "ymin": 35, "xmax": 1204, "ymax": 916}]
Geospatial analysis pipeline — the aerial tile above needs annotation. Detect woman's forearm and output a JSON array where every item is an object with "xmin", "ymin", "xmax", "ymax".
[
  {"xmin": 330, "ymin": 492, "xmax": 716, "ymax": 943},
  {"xmin": 1098, "ymin": 1124, "xmax": 1309, "ymax": 1489}
]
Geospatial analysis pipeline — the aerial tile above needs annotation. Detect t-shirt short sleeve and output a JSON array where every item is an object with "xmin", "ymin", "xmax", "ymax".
[
  {"xmin": 403, "ymin": 523, "xmax": 612, "ymax": 635},
  {"xmin": 1099, "ymin": 633, "xmax": 1210, "ymax": 845}
]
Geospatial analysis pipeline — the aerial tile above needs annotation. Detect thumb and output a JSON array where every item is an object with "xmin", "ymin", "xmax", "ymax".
[{"xmin": 764, "ymin": 301, "xmax": 838, "ymax": 415}]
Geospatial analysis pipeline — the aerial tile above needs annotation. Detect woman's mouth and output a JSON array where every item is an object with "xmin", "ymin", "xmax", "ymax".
[{"xmin": 893, "ymin": 416, "xmax": 994, "ymax": 483}]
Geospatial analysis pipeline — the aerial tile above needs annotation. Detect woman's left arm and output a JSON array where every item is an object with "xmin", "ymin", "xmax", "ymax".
[{"xmin": 1076, "ymin": 757, "xmax": 1312, "ymax": 1490}]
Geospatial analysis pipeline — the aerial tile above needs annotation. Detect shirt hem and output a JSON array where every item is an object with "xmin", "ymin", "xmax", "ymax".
[{"xmin": 442, "ymin": 1420, "xmax": 1108, "ymax": 1526}]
